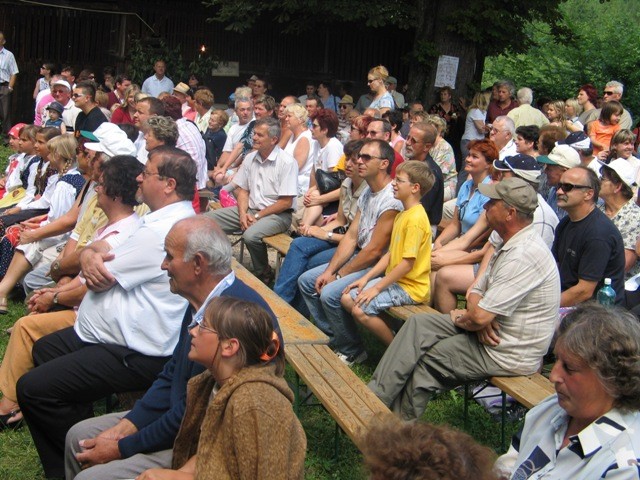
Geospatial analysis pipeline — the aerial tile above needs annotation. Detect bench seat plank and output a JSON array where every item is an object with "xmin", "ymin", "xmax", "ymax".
[
  {"xmin": 490, "ymin": 374, "xmax": 555, "ymax": 409},
  {"xmin": 263, "ymin": 233, "xmax": 292, "ymax": 256}
]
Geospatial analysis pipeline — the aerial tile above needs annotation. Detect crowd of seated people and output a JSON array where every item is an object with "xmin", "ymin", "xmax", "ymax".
[{"xmin": 0, "ymin": 60, "xmax": 639, "ymax": 480}]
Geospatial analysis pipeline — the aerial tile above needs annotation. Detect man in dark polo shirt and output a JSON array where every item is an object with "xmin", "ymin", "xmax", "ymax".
[
  {"xmin": 487, "ymin": 80, "xmax": 518, "ymax": 124},
  {"xmin": 73, "ymin": 81, "xmax": 108, "ymax": 133},
  {"xmin": 552, "ymin": 166, "xmax": 625, "ymax": 306}
]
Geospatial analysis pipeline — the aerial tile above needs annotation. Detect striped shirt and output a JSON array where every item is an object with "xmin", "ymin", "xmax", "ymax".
[{"xmin": 0, "ymin": 47, "xmax": 18, "ymax": 83}]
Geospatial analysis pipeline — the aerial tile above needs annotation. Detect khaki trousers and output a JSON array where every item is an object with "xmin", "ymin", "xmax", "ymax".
[{"xmin": 0, "ymin": 310, "xmax": 76, "ymax": 402}]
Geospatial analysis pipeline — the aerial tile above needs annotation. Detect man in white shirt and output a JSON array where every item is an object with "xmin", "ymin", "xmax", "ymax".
[
  {"xmin": 207, "ymin": 117, "xmax": 298, "ymax": 283},
  {"xmin": 0, "ymin": 31, "xmax": 18, "ymax": 136},
  {"xmin": 490, "ymin": 116, "xmax": 518, "ymax": 160},
  {"xmin": 141, "ymin": 60, "xmax": 174, "ymax": 98},
  {"xmin": 15, "ymin": 146, "xmax": 197, "ymax": 479}
]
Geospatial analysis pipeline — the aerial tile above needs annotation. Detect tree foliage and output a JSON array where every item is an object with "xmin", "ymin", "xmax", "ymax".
[{"xmin": 484, "ymin": 0, "xmax": 640, "ymax": 119}]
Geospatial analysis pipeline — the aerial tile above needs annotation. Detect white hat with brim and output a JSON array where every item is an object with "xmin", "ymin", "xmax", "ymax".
[{"xmin": 84, "ymin": 123, "xmax": 137, "ymax": 158}]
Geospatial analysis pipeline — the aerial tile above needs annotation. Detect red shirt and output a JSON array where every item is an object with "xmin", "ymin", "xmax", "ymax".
[{"xmin": 487, "ymin": 99, "xmax": 518, "ymax": 124}]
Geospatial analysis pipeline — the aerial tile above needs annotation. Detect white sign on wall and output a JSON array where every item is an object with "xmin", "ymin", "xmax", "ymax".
[
  {"xmin": 212, "ymin": 61, "xmax": 240, "ymax": 77},
  {"xmin": 434, "ymin": 55, "xmax": 459, "ymax": 89}
]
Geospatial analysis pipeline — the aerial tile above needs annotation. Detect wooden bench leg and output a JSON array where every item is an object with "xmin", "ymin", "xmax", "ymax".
[
  {"xmin": 333, "ymin": 422, "xmax": 341, "ymax": 461},
  {"xmin": 463, "ymin": 383, "xmax": 469, "ymax": 429},
  {"xmin": 500, "ymin": 390, "xmax": 507, "ymax": 452},
  {"xmin": 274, "ymin": 252, "xmax": 282, "ymax": 279}
]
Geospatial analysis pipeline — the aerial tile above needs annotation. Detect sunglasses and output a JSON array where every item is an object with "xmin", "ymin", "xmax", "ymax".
[
  {"xmin": 603, "ymin": 91, "xmax": 615, "ymax": 96},
  {"xmin": 557, "ymin": 182, "xmax": 592, "ymax": 192}
]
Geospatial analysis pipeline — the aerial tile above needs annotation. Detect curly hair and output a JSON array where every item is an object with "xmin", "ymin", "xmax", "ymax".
[
  {"xmin": 426, "ymin": 114, "xmax": 447, "ymax": 136},
  {"xmin": 467, "ymin": 139, "xmax": 499, "ymax": 164},
  {"xmin": 144, "ymin": 116, "xmax": 179, "ymax": 147},
  {"xmin": 579, "ymin": 84, "xmax": 598, "ymax": 106},
  {"xmin": 556, "ymin": 302, "xmax": 640, "ymax": 411},
  {"xmin": 362, "ymin": 414, "xmax": 497, "ymax": 480},
  {"xmin": 99, "ymin": 155, "xmax": 143, "ymax": 206}
]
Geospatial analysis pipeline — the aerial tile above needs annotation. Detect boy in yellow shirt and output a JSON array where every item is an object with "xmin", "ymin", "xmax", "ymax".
[{"xmin": 341, "ymin": 161, "xmax": 434, "ymax": 345}]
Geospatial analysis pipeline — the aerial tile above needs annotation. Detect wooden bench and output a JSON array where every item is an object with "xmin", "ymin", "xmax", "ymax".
[
  {"xmin": 232, "ymin": 259, "xmax": 389, "ymax": 453},
  {"xmin": 286, "ymin": 344, "xmax": 390, "ymax": 453},
  {"xmin": 232, "ymin": 259, "xmax": 328, "ymax": 346},
  {"xmin": 262, "ymin": 233, "xmax": 293, "ymax": 277}
]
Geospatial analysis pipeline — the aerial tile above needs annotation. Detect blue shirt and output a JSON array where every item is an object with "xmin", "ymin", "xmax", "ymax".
[{"xmin": 456, "ymin": 176, "xmax": 491, "ymax": 234}]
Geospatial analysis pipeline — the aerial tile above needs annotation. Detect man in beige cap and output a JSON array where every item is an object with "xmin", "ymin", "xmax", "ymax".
[
  {"xmin": 337, "ymin": 94, "xmax": 354, "ymax": 137},
  {"xmin": 537, "ymin": 143, "xmax": 581, "ymax": 219},
  {"xmin": 369, "ymin": 176, "xmax": 560, "ymax": 420},
  {"xmin": 172, "ymin": 82, "xmax": 191, "ymax": 116}
]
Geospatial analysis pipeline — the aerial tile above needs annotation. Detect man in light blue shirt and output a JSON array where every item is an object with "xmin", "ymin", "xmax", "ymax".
[
  {"xmin": 0, "ymin": 31, "xmax": 18, "ymax": 135},
  {"xmin": 141, "ymin": 60, "xmax": 174, "ymax": 98}
]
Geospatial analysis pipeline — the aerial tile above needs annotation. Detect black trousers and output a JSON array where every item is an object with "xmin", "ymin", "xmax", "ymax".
[{"xmin": 16, "ymin": 326, "xmax": 170, "ymax": 478}]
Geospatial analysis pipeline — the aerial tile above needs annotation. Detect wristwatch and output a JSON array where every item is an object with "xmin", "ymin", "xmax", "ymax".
[
  {"xmin": 326, "ymin": 231, "xmax": 333, "ymax": 240},
  {"xmin": 335, "ymin": 272, "xmax": 342, "ymax": 280},
  {"xmin": 53, "ymin": 292, "xmax": 59, "ymax": 305},
  {"xmin": 51, "ymin": 260, "xmax": 61, "ymax": 273},
  {"xmin": 254, "ymin": 213, "xmax": 260, "ymax": 220}
]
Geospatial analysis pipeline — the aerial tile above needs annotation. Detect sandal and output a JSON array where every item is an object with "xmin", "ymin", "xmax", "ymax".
[
  {"xmin": 0, "ymin": 297, "xmax": 7, "ymax": 315},
  {"xmin": 0, "ymin": 409, "xmax": 23, "ymax": 431}
]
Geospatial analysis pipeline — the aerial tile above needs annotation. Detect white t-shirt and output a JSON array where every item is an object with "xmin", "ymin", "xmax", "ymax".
[
  {"xmin": 315, "ymin": 137, "xmax": 342, "ymax": 172},
  {"xmin": 462, "ymin": 108, "xmax": 487, "ymax": 141},
  {"xmin": 356, "ymin": 182, "xmax": 403, "ymax": 249}
]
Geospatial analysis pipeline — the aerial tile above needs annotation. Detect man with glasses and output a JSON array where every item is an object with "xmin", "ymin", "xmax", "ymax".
[
  {"xmin": 51, "ymin": 78, "xmax": 81, "ymax": 132},
  {"xmin": 64, "ymin": 216, "xmax": 279, "ymax": 480},
  {"xmin": 299, "ymin": 138, "xmax": 402, "ymax": 366},
  {"xmin": 16, "ymin": 147, "xmax": 196, "ymax": 479},
  {"xmin": 370, "ymin": 177, "xmax": 560, "ymax": 420},
  {"xmin": 589, "ymin": 81, "xmax": 633, "ymax": 130},
  {"xmin": 73, "ymin": 81, "xmax": 108, "ymax": 134},
  {"xmin": 404, "ymin": 122, "xmax": 444, "ymax": 231},
  {"xmin": 366, "ymin": 118, "xmax": 404, "ymax": 177},
  {"xmin": 489, "ymin": 116, "xmax": 517, "ymax": 160},
  {"xmin": 537, "ymin": 144, "xmax": 581, "ymax": 220},
  {"xmin": 552, "ymin": 166, "xmax": 625, "ymax": 307}
]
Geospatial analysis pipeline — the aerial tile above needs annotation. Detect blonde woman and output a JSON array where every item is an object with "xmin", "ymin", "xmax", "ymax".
[
  {"xmin": 111, "ymin": 84, "xmax": 141, "ymax": 125},
  {"xmin": 564, "ymin": 98, "xmax": 584, "ymax": 133},
  {"xmin": 461, "ymin": 91, "xmax": 489, "ymax": 158},
  {"xmin": 367, "ymin": 65, "xmax": 395, "ymax": 114}
]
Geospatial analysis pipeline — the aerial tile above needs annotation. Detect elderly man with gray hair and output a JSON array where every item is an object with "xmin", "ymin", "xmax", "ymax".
[
  {"xmin": 582, "ymin": 80, "xmax": 633, "ymax": 129},
  {"xmin": 64, "ymin": 216, "xmax": 280, "ymax": 480},
  {"xmin": 489, "ymin": 115, "xmax": 518, "ymax": 159},
  {"xmin": 507, "ymin": 87, "xmax": 550, "ymax": 128},
  {"xmin": 207, "ymin": 117, "xmax": 298, "ymax": 284}
]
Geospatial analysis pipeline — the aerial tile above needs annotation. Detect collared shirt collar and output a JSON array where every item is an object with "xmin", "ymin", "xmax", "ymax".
[
  {"xmin": 142, "ymin": 200, "xmax": 192, "ymax": 225},
  {"xmin": 189, "ymin": 270, "xmax": 236, "ymax": 328},
  {"xmin": 256, "ymin": 145, "xmax": 280, "ymax": 163}
]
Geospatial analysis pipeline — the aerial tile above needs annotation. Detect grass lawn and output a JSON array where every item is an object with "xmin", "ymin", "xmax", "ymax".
[{"xmin": 0, "ymin": 141, "xmax": 522, "ymax": 479}]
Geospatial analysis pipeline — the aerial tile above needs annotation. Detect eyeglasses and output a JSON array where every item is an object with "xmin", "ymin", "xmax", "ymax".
[
  {"xmin": 367, "ymin": 78, "xmax": 378, "ymax": 84},
  {"xmin": 312, "ymin": 123, "xmax": 321, "ymax": 129},
  {"xmin": 603, "ymin": 91, "xmax": 615, "ymax": 96},
  {"xmin": 357, "ymin": 153, "xmax": 384, "ymax": 162},
  {"xmin": 141, "ymin": 169, "xmax": 162, "ymax": 179},
  {"xmin": 198, "ymin": 323, "xmax": 218, "ymax": 335},
  {"xmin": 72, "ymin": 93, "xmax": 85, "ymax": 99},
  {"xmin": 339, "ymin": 105, "xmax": 349, "ymax": 109},
  {"xmin": 366, "ymin": 130, "xmax": 383, "ymax": 137},
  {"xmin": 557, "ymin": 182, "xmax": 592, "ymax": 192}
]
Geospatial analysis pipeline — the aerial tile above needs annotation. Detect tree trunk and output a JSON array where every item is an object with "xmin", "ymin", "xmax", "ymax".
[{"xmin": 406, "ymin": 0, "xmax": 480, "ymax": 106}]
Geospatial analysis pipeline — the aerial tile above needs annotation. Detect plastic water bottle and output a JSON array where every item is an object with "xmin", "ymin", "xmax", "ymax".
[{"xmin": 597, "ymin": 278, "xmax": 616, "ymax": 306}]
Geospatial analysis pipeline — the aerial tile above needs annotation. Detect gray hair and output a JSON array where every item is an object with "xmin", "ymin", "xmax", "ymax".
[
  {"xmin": 497, "ymin": 80, "xmax": 515, "ymax": 98},
  {"xmin": 556, "ymin": 302, "xmax": 640, "ymax": 411},
  {"xmin": 255, "ymin": 116, "xmax": 281, "ymax": 140},
  {"xmin": 606, "ymin": 80, "xmax": 624, "ymax": 96},
  {"xmin": 516, "ymin": 87, "xmax": 533, "ymax": 105},
  {"xmin": 495, "ymin": 115, "xmax": 516, "ymax": 139},
  {"xmin": 235, "ymin": 96, "xmax": 253, "ymax": 110},
  {"xmin": 144, "ymin": 116, "xmax": 179, "ymax": 147},
  {"xmin": 179, "ymin": 217, "xmax": 232, "ymax": 276}
]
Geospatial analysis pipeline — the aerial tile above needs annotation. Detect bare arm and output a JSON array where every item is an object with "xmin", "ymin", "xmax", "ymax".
[{"xmin": 560, "ymin": 279, "xmax": 598, "ymax": 307}]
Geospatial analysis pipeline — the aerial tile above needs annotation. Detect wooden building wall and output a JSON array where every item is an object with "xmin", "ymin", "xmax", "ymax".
[{"xmin": 0, "ymin": 0, "xmax": 413, "ymax": 124}]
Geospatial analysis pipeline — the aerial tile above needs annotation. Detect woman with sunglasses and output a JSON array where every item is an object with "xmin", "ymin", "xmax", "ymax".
[
  {"xmin": 136, "ymin": 297, "xmax": 306, "ymax": 480},
  {"xmin": 367, "ymin": 65, "xmax": 395, "ymax": 115}
]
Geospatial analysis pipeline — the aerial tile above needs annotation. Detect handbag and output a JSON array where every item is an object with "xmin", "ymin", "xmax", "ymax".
[{"xmin": 315, "ymin": 169, "xmax": 346, "ymax": 194}]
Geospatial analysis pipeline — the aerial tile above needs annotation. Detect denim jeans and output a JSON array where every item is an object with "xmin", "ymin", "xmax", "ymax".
[
  {"xmin": 298, "ymin": 261, "xmax": 370, "ymax": 356},
  {"xmin": 274, "ymin": 236, "xmax": 336, "ymax": 316}
]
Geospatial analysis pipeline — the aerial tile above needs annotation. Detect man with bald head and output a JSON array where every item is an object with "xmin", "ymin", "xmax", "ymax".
[{"xmin": 552, "ymin": 166, "xmax": 625, "ymax": 307}]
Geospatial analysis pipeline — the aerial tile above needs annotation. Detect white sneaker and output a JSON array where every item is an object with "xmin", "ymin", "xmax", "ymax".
[{"xmin": 336, "ymin": 350, "xmax": 368, "ymax": 366}]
